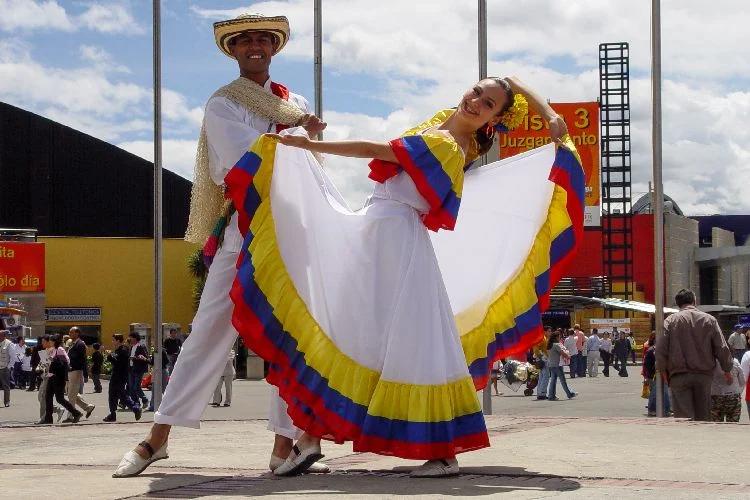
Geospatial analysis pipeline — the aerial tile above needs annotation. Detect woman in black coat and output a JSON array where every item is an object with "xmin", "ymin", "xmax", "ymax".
[{"xmin": 42, "ymin": 334, "xmax": 81, "ymax": 424}]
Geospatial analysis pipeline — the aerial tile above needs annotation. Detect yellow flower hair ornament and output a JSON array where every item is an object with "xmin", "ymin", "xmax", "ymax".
[{"xmin": 494, "ymin": 94, "xmax": 528, "ymax": 132}]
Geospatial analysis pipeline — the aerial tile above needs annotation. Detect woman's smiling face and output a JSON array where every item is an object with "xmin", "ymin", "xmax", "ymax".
[{"xmin": 455, "ymin": 79, "xmax": 510, "ymax": 128}]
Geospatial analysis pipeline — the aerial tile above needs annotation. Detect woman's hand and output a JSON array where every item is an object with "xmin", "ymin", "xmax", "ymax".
[
  {"xmin": 548, "ymin": 114, "xmax": 568, "ymax": 142},
  {"xmin": 268, "ymin": 134, "xmax": 312, "ymax": 149}
]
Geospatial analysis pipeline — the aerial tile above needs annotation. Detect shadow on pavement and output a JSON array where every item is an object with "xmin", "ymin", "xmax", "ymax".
[{"xmin": 140, "ymin": 466, "xmax": 581, "ymax": 498}]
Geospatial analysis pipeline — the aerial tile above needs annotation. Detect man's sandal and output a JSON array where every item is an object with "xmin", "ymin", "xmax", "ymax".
[{"xmin": 112, "ymin": 441, "xmax": 169, "ymax": 478}]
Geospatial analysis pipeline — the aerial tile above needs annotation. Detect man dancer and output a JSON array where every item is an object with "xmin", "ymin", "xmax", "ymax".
[{"xmin": 114, "ymin": 13, "xmax": 326, "ymax": 478}]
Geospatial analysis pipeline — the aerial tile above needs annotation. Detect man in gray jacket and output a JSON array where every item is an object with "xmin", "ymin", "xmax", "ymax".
[{"xmin": 656, "ymin": 289, "xmax": 733, "ymax": 421}]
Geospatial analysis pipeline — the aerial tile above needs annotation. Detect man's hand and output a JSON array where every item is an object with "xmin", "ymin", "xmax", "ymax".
[{"xmin": 297, "ymin": 113, "xmax": 327, "ymax": 137}]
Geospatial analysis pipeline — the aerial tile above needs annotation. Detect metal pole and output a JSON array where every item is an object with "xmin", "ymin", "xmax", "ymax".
[
  {"xmin": 478, "ymin": 0, "xmax": 492, "ymax": 416},
  {"xmin": 152, "ymin": 0, "xmax": 164, "ymax": 409},
  {"xmin": 314, "ymin": 0, "xmax": 323, "ymax": 139},
  {"xmin": 651, "ymin": 0, "xmax": 665, "ymax": 418}
]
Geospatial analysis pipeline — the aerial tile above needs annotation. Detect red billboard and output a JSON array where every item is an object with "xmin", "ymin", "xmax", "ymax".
[{"xmin": 0, "ymin": 242, "xmax": 45, "ymax": 292}]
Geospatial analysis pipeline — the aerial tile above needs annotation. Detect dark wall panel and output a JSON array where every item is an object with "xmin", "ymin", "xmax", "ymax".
[{"xmin": 0, "ymin": 102, "xmax": 191, "ymax": 238}]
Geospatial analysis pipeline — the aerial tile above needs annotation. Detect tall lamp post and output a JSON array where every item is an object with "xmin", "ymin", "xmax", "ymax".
[
  {"xmin": 651, "ymin": 0, "xmax": 666, "ymax": 417},
  {"xmin": 152, "ymin": 0, "xmax": 164, "ymax": 409},
  {"xmin": 478, "ymin": 0, "xmax": 493, "ymax": 416},
  {"xmin": 314, "ymin": 0, "xmax": 323, "ymax": 138}
]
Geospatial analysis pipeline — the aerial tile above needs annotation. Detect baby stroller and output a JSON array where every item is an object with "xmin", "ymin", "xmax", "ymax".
[{"xmin": 499, "ymin": 359, "xmax": 539, "ymax": 396}]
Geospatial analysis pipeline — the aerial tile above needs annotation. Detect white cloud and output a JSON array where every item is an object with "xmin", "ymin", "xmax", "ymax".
[
  {"xmin": 77, "ymin": 3, "xmax": 144, "ymax": 34},
  {"xmin": 0, "ymin": 1, "xmax": 143, "ymax": 34},
  {"xmin": 79, "ymin": 45, "xmax": 130, "ymax": 73},
  {"xmin": 0, "ymin": 0, "xmax": 74, "ymax": 32},
  {"xmin": 118, "ymin": 139, "xmax": 198, "ymax": 180},
  {"xmin": 0, "ymin": 39, "xmax": 202, "ymax": 151}
]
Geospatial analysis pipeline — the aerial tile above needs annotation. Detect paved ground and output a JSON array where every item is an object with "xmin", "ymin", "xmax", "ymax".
[
  {"xmin": 1, "ymin": 369, "xmax": 748, "ymax": 499},
  {"xmin": 0, "ymin": 363, "xmax": 653, "ymax": 425}
]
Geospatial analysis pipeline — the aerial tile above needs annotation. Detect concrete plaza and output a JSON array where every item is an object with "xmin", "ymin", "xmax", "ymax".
[{"xmin": 1, "ymin": 373, "xmax": 748, "ymax": 499}]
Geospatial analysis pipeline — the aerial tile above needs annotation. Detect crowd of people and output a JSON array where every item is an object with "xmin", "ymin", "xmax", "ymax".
[
  {"xmin": 0, "ymin": 325, "xmax": 242, "ymax": 425},
  {"xmin": 530, "ymin": 324, "xmax": 638, "ymax": 401}
]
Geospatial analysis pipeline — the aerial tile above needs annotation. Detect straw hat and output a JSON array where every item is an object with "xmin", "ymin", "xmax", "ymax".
[{"xmin": 214, "ymin": 14, "xmax": 290, "ymax": 58}]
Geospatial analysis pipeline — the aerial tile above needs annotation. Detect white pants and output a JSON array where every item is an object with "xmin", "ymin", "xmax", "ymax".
[
  {"xmin": 154, "ymin": 238, "xmax": 300, "ymax": 439},
  {"xmin": 587, "ymin": 350, "xmax": 600, "ymax": 377}
]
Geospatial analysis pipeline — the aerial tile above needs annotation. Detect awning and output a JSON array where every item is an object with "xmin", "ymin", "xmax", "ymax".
[{"xmin": 550, "ymin": 295, "xmax": 679, "ymax": 314}]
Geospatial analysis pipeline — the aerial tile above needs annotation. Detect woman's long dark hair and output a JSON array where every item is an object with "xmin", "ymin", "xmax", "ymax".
[
  {"xmin": 547, "ymin": 331, "xmax": 560, "ymax": 350},
  {"xmin": 474, "ymin": 77, "xmax": 515, "ymax": 156}
]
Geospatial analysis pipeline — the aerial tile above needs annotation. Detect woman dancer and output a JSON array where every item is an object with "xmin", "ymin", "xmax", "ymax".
[{"xmin": 226, "ymin": 76, "xmax": 584, "ymax": 477}]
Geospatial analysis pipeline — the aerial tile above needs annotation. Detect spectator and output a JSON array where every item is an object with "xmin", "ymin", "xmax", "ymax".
[
  {"xmin": 656, "ymin": 288, "xmax": 733, "ymax": 421},
  {"xmin": 574, "ymin": 325, "xmax": 587, "ymax": 378},
  {"xmin": 0, "ymin": 330, "xmax": 12, "ymax": 407},
  {"xmin": 489, "ymin": 359, "xmax": 502, "ymax": 396},
  {"xmin": 64, "ymin": 327, "xmax": 95, "ymax": 422},
  {"xmin": 546, "ymin": 331, "xmax": 576, "ymax": 401},
  {"xmin": 103, "ymin": 334, "xmax": 142, "ymax": 422},
  {"xmin": 163, "ymin": 329, "xmax": 183, "ymax": 374},
  {"xmin": 11, "ymin": 337, "xmax": 26, "ymax": 388},
  {"xmin": 27, "ymin": 338, "xmax": 42, "ymax": 392},
  {"xmin": 710, "ymin": 357, "xmax": 745, "ymax": 422},
  {"xmin": 728, "ymin": 326, "xmax": 748, "ymax": 362},
  {"xmin": 599, "ymin": 332, "xmax": 614, "ymax": 377},
  {"xmin": 128, "ymin": 333, "xmax": 150, "ymax": 408},
  {"xmin": 613, "ymin": 332, "xmax": 630, "ymax": 377},
  {"xmin": 586, "ymin": 329, "xmax": 601, "ymax": 377},
  {"xmin": 628, "ymin": 333, "xmax": 637, "ymax": 364},
  {"xmin": 211, "ymin": 349, "xmax": 236, "ymax": 407},
  {"xmin": 535, "ymin": 327, "xmax": 551, "ymax": 400},
  {"xmin": 91, "ymin": 343, "xmax": 104, "ymax": 393},
  {"xmin": 612, "ymin": 327, "xmax": 621, "ymax": 370},
  {"xmin": 643, "ymin": 336, "xmax": 671, "ymax": 417},
  {"xmin": 563, "ymin": 329, "xmax": 578, "ymax": 378},
  {"xmin": 20, "ymin": 347, "xmax": 32, "ymax": 389},
  {"xmin": 35, "ymin": 335, "xmax": 64, "ymax": 424},
  {"xmin": 43, "ymin": 334, "xmax": 81, "ymax": 424},
  {"xmin": 147, "ymin": 348, "xmax": 170, "ymax": 412}
]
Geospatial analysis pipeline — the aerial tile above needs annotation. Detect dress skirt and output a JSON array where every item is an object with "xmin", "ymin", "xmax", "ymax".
[{"xmin": 225, "ymin": 128, "xmax": 584, "ymax": 459}]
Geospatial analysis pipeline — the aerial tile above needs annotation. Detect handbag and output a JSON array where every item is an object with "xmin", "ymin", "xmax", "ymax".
[{"xmin": 641, "ymin": 380, "xmax": 650, "ymax": 399}]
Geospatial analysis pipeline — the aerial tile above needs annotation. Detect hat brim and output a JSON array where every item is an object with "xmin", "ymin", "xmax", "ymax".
[{"xmin": 214, "ymin": 16, "xmax": 289, "ymax": 58}]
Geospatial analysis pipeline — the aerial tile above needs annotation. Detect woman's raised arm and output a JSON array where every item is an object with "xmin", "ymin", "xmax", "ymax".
[{"xmin": 504, "ymin": 76, "xmax": 568, "ymax": 142}]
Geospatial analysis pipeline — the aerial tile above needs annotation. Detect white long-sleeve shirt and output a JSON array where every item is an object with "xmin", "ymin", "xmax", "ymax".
[
  {"xmin": 203, "ymin": 78, "xmax": 309, "ymax": 254},
  {"xmin": 711, "ymin": 358, "xmax": 745, "ymax": 396}
]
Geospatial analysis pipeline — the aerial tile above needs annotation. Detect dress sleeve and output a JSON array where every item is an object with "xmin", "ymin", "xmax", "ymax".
[{"xmin": 369, "ymin": 134, "xmax": 465, "ymax": 231}]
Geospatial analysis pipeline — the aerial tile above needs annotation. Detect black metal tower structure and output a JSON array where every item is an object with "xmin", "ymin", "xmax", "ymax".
[{"xmin": 599, "ymin": 42, "xmax": 633, "ymax": 302}]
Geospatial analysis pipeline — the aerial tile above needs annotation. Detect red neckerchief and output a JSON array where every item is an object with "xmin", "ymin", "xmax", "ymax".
[{"xmin": 269, "ymin": 81, "xmax": 291, "ymax": 133}]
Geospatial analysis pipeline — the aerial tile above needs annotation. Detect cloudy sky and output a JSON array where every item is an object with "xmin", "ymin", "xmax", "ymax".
[{"xmin": 1, "ymin": 0, "xmax": 748, "ymax": 214}]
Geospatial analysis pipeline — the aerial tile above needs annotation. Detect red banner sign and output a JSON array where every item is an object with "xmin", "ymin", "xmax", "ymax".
[{"xmin": 0, "ymin": 242, "xmax": 45, "ymax": 292}]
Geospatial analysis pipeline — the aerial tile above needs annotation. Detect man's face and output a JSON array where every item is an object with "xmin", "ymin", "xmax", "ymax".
[
  {"xmin": 69, "ymin": 329, "xmax": 79, "ymax": 340},
  {"xmin": 229, "ymin": 31, "xmax": 276, "ymax": 75},
  {"xmin": 170, "ymin": 330, "xmax": 177, "ymax": 338}
]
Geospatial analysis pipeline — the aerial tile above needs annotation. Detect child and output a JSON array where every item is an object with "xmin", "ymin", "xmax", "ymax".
[{"xmin": 710, "ymin": 357, "xmax": 745, "ymax": 422}]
